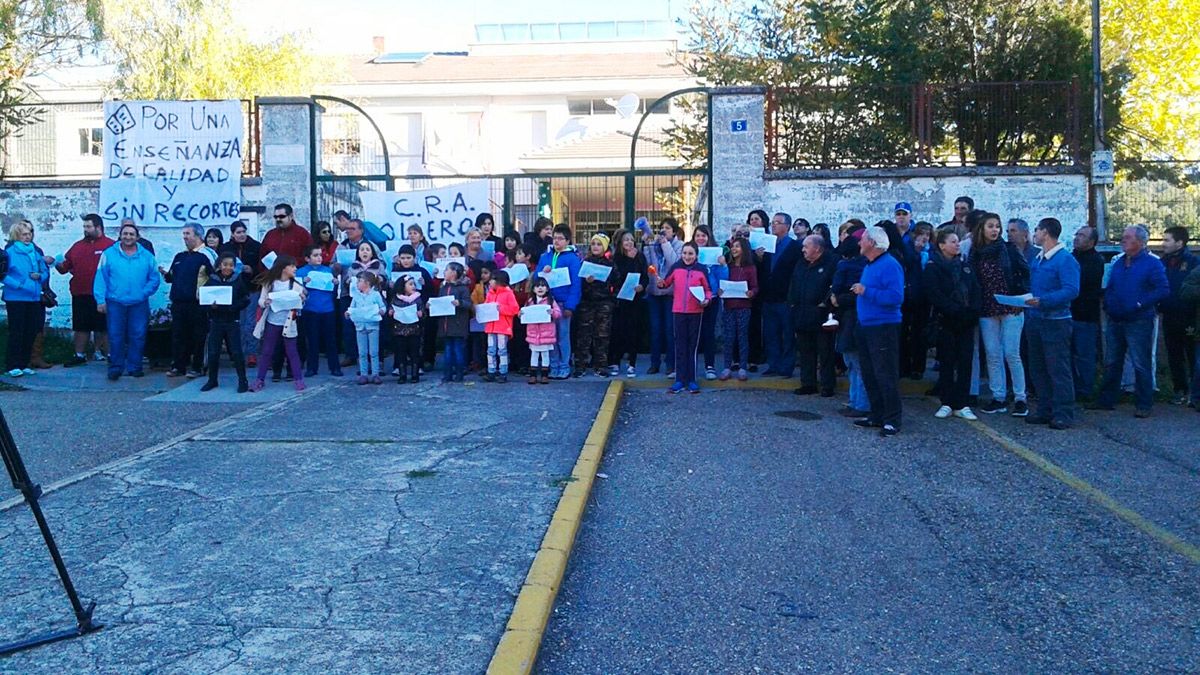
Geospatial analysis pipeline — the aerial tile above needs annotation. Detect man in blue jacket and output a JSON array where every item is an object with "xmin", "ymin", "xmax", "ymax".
[
  {"xmin": 851, "ymin": 225, "xmax": 905, "ymax": 437},
  {"xmin": 1093, "ymin": 224, "xmax": 1170, "ymax": 417},
  {"xmin": 95, "ymin": 222, "xmax": 160, "ymax": 380},
  {"xmin": 1024, "ymin": 218, "xmax": 1081, "ymax": 429},
  {"xmin": 536, "ymin": 224, "xmax": 581, "ymax": 379}
]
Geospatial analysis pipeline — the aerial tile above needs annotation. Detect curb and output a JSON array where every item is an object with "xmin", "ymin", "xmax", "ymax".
[
  {"xmin": 487, "ymin": 380, "xmax": 625, "ymax": 675},
  {"xmin": 622, "ymin": 375, "xmax": 933, "ymax": 396}
]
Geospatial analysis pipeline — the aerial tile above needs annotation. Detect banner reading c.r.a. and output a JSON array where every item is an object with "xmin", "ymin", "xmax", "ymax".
[
  {"xmin": 99, "ymin": 100, "xmax": 243, "ymax": 227},
  {"xmin": 360, "ymin": 180, "xmax": 489, "ymax": 245}
]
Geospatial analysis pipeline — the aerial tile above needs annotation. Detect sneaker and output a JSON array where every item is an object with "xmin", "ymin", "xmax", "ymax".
[
  {"xmin": 705, "ymin": 367, "xmax": 717, "ymax": 381},
  {"xmin": 980, "ymin": 399, "xmax": 1007, "ymax": 414},
  {"xmin": 626, "ymin": 366, "xmax": 637, "ymax": 378},
  {"xmin": 63, "ymin": 355, "xmax": 87, "ymax": 368},
  {"xmin": 953, "ymin": 407, "xmax": 978, "ymax": 421},
  {"xmin": 200, "ymin": 381, "xmax": 218, "ymax": 392},
  {"xmin": 1170, "ymin": 394, "xmax": 1188, "ymax": 406},
  {"xmin": 719, "ymin": 368, "xmax": 732, "ymax": 381},
  {"xmin": 295, "ymin": 380, "xmax": 307, "ymax": 391},
  {"xmin": 371, "ymin": 375, "xmax": 383, "ymax": 385},
  {"xmin": 853, "ymin": 418, "xmax": 880, "ymax": 428},
  {"xmin": 356, "ymin": 376, "xmax": 368, "ymax": 385},
  {"xmin": 666, "ymin": 370, "xmax": 676, "ymax": 379},
  {"xmin": 1134, "ymin": 409, "xmax": 1152, "ymax": 419},
  {"xmin": 251, "ymin": 380, "xmax": 265, "ymax": 392},
  {"xmin": 186, "ymin": 369, "xmax": 203, "ymax": 379},
  {"xmin": 879, "ymin": 424, "xmax": 899, "ymax": 437},
  {"xmin": 497, "ymin": 374, "xmax": 508, "ymax": 383},
  {"xmin": 688, "ymin": 381, "xmax": 701, "ymax": 394},
  {"xmin": 1010, "ymin": 401, "xmax": 1029, "ymax": 417},
  {"xmin": 608, "ymin": 365, "xmax": 619, "ymax": 377},
  {"xmin": 596, "ymin": 369, "xmax": 609, "ymax": 378},
  {"xmin": 21, "ymin": 368, "xmax": 35, "ymax": 376},
  {"xmin": 93, "ymin": 351, "xmax": 106, "ymax": 362},
  {"xmin": 646, "ymin": 366, "xmax": 660, "ymax": 375},
  {"xmin": 934, "ymin": 405, "xmax": 953, "ymax": 419},
  {"xmin": 166, "ymin": 369, "xmax": 184, "ymax": 377},
  {"xmin": 668, "ymin": 382, "xmax": 684, "ymax": 394},
  {"xmin": 392, "ymin": 367, "xmax": 401, "ymax": 376},
  {"xmin": 737, "ymin": 369, "xmax": 748, "ymax": 381},
  {"xmin": 6, "ymin": 368, "xmax": 24, "ymax": 378},
  {"xmin": 793, "ymin": 385, "xmax": 818, "ymax": 396},
  {"xmin": 483, "ymin": 372, "xmax": 495, "ymax": 383}
]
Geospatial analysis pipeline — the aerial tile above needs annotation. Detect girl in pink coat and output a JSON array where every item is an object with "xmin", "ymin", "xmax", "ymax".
[
  {"xmin": 656, "ymin": 241, "xmax": 713, "ymax": 393},
  {"xmin": 523, "ymin": 277, "xmax": 562, "ymax": 385}
]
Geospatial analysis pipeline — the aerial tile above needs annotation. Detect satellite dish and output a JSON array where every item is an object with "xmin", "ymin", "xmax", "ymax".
[{"xmin": 610, "ymin": 93, "xmax": 641, "ymax": 119}]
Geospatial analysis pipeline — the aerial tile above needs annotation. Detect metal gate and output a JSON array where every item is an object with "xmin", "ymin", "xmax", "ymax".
[{"xmin": 312, "ymin": 92, "xmax": 710, "ymax": 244}]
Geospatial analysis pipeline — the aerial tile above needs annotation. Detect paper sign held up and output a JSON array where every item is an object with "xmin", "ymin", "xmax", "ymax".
[
  {"xmin": 428, "ymin": 295, "xmax": 456, "ymax": 317},
  {"xmin": 199, "ymin": 285, "xmax": 232, "ymax": 306},
  {"xmin": 474, "ymin": 302, "xmax": 500, "ymax": 324},
  {"xmin": 520, "ymin": 304, "xmax": 552, "ymax": 324}
]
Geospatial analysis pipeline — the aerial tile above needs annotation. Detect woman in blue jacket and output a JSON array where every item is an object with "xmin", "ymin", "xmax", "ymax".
[
  {"xmin": 4, "ymin": 221, "xmax": 51, "ymax": 377},
  {"xmin": 94, "ymin": 223, "xmax": 161, "ymax": 380}
]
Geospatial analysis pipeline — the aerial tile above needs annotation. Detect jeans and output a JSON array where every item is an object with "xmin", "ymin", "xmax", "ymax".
[
  {"xmin": 170, "ymin": 300, "xmax": 208, "ymax": 373},
  {"xmin": 979, "ymin": 313, "xmax": 1026, "ymax": 402},
  {"xmin": 936, "ymin": 324, "xmax": 975, "ymax": 411},
  {"xmin": 699, "ymin": 301, "xmax": 719, "ymax": 369},
  {"xmin": 487, "ymin": 333, "xmax": 510, "ymax": 374},
  {"xmin": 106, "ymin": 300, "xmax": 149, "ymax": 376},
  {"xmin": 1026, "ymin": 317, "xmax": 1075, "ymax": 424},
  {"xmin": 1163, "ymin": 316, "xmax": 1194, "ymax": 398},
  {"xmin": 549, "ymin": 314, "xmax": 573, "ymax": 378},
  {"xmin": 256, "ymin": 323, "xmax": 302, "ymax": 384},
  {"xmin": 4, "ymin": 301, "xmax": 40, "ymax": 371},
  {"xmin": 672, "ymin": 312, "xmax": 702, "ymax": 385},
  {"xmin": 1071, "ymin": 320, "xmax": 1099, "ymax": 398},
  {"xmin": 721, "ymin": 307, "xmax": 750, "ymax": 370},
  {"xmin": 356, "ymin": 327, "xmax": 381, "ymax": 376},
  {"xmin": 443, "ymin": 336, "xmax": 466, "ymax": 379},
  {"xmin": 646, "ymin": 295, "xmax": 674, "ymax": 370},
  {"xmin": 796, "ymin": 327, "xmax": 836, "ymax": 394},
  {"xmin": 1098, "ymin": 318, "xmax": 1155, "ymax": 412},
  {"xmin": 856, "ymin": 323, "xmax": 902, "ymax": 428},
  {"xmin": 302, "ymin": 311, "xmax": 340, "ymax": 375},
  {"xmin": 762, "ymin": 301, "xmax": 795, "ymax": 375},
  {"xmin": 842, "ymin": 351, "xmax": 870, "ymax": 413}
]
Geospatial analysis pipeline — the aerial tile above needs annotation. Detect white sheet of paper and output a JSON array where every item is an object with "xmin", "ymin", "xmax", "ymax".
[
  {"xmin": 994, "ymin": 293, "xmax": 1033, "ymax": 308},
  {"xmin": 199, "ymin": 285, "xmax": 232, "ymax": 306},
  {"xmin": 261, "ymin": 251, "xmax": 278, "ymax": 269},
  {"xmin": 544, "ymin": 266, "xmax": 570, "ymax": 289},
  {"xmin": 617, "ymin": 273, "xmax": 640, "ymax": 301},
  {"xmin": 749, "ymin": 231, "xmax": 777, "ymax": 254},
  {"xmin": 428, "ymin": 295, "xmax": 456, "ymax": 317},
  {"xmin": 579, "ymin": 261, "xmax": 612, "ymax": 282},
  {"xmin": 268, "ymin": 290, "xmax": 302, "ymax": 311},
  {"xmin": 520, "ymin": 304, "xmax": 552, "ymax": 324},
  {"xmin": 349, "ymin": 305, "xmax": 381, "ymax": 323},
  {"xmin": 689, "ymin": 285, "xmax": 706, "ymax": 303},
  {"xmin": 436, "ymin": 257, "xmax": 466, "ymax": 279},
  {"xmin": 698, "ymin": 247, "xmax": 722, "ymax": 266},
  {"xmin": 474, "ymin": 302, "xmax": 500, "ymax": 324},
  {"xmin": 304, "ymin": 270, "xmax": 335, "ymax": 291},
  {"xmin": 719, "ymin": 279, "xmax": 749, "ymax": 298},
  {"xmin": 394, "ymin": 304, "xmax": 419, "ymax": 324},
  {"xmin": 505, "ymin": 264, "xmax": 530, "ymax": 285},
  {"xmin": 334, "ymin": 248, "xmax": 356, "ymax": 267}
]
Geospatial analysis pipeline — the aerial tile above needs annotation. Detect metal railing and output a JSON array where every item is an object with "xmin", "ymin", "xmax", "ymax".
[
  {"xmin": 0, "ymin": 99, "xmax": 260, "ymax": 179},
  {"xmin": 1106, "ymin": 160, "xmax": 1200, "ymax": 241},
  {"xmin": 766, "ymin": 80, "xmax": 1081, "ymax": 170}
]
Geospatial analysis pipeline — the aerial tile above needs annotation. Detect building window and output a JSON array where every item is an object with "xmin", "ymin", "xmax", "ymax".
[
  {"xmin": 567, "ymin": 98, "xmax": 670, "ymax": 116},
  {"xmin": 322, "ymin": 116, "xmax": 362, "ymax": 156},
  {"xmin": 77, "ymin": 128, "xmax": 102, "ymax": 156}
]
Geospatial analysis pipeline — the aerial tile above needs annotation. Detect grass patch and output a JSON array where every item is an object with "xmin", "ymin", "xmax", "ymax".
[
  {"xmin": 548, "ymin": 475, "xmax": 578, "ymax": 488},
  {"xmin": 405, "ymin": 469, "xmax": 438, "ymax": 479}
]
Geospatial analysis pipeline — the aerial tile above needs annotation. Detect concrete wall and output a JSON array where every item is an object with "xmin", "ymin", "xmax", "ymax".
[
  {"xmin": 709, "ymin": 88, "xmax": 766, "ymax": 242},
  {"xmin": 764, "ymin": 168, "xmax": 1090, "ymax": 240}
]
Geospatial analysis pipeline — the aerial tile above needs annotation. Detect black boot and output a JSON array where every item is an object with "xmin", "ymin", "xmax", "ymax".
[
  {"xmin": 201, "ymin": 361, "xmax": 219, "ymax": 392},
  {"xmin": 235, "ymin": 362, "xmax": 249, "ymax": 394}
]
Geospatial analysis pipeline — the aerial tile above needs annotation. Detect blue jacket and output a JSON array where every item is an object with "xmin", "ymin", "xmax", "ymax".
[
  {"xmin": 297, "ymin": 264, "xmax": 336, "ymax": 314},
  {"xmin": 1027, "ymin": 245, "xmax": 1080, "ymax": 320},
  {"xmin": 856, "ymin": 253, "xmax": 904, "ymax": 326},
  {"xmin": 1160, "ymin": 248, "xmax": 1199, "ymax": 317},
  {"xmin": 2, "ymin": 242, "xmax": 48, "ymax": 303},
  {"xmin": 536, "ymin": 247, "xmax": 582, "ymax": 312},
  {"xmin": 1105, "ymin": 249, "xmax": 1169, "ymax": 323},
  {"xmin": 94, "ymin": 243, "xmax": 160, "ymax": 306}
]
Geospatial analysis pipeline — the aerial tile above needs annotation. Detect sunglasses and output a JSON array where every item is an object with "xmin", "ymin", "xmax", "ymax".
[{"xmin": 273, "ymin": 214, "xmax": 287, "ymax": 220}]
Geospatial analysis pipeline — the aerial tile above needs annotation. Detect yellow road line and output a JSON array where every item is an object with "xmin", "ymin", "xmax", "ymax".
[
  {"xmin": 487, "ymin": 380, "xmax": 625, "ymax": 675},
  {"xmin": 970, "ymin": 420, "xmax": 1200, "ymax": 565}
]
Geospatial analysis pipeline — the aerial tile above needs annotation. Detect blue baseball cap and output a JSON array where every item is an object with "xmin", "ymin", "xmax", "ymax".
[{"xmin": 894, "ymin": 202, "xmax": 913, "ymax": 215}]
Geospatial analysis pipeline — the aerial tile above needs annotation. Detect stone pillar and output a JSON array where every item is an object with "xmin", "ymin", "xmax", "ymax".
[
  {"xmin": 709, "ymin": 87, "xmax": 767, "ymax": 242},
  {"xmin": 257, "ymin": 97, "xmax": 321, "ymax": 228}
]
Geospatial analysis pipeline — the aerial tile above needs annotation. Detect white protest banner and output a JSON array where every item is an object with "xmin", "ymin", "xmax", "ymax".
[
  {"xmin": 361, "ymin": 180, "xmax": 490, "ymax": 245},
  {"xmin": 100, "ymin": 100, "xmax": 243, "ymax": 227}
]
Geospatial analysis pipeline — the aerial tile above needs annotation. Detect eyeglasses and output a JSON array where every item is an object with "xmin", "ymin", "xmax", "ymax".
[{"xmin": 273, "ymin": 215, "xmax": 287, "ymax": 220}]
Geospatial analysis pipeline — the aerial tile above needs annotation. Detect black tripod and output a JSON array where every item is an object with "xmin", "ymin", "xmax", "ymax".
[{"xmin": 0, "ymin": 406, "xmax": 101, "ymax": 656}]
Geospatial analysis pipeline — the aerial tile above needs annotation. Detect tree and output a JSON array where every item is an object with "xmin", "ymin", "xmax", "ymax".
[{"xmin": 102, "ymin": 0, "xmax": 337, "ymax": 100}]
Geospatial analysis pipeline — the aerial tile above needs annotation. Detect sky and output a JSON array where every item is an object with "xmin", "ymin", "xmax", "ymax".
[{"xmin": 234, "ymin": 0, "xmax": 690, "ymax": 53}]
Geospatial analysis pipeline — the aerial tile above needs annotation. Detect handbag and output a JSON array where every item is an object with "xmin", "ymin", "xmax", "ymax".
[{"xmin": 40, "ymin": 284, "xmax": 58, "ymax": 308}]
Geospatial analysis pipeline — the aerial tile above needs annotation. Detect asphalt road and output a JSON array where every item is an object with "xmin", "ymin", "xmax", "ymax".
[{"xmin": 538, "ymin": 389, "xmax": 1200, "ymax": 673}]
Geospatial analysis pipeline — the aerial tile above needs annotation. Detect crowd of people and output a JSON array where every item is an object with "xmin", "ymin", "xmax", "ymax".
[{"xmin": 3, "ymin": 198, "xmax": 1198, "ymax": 435}]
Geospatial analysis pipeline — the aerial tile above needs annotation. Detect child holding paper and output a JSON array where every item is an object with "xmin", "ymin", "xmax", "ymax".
[
  {"xmin": 347, "ymin": 241, "xmax": 388, "ymax": 295},
  {"xmin": 691, "ymin": 226, "xmax": 726, "ymax": 381},
  {"xmin": 535, "ymin": 224, "xmax": 582, "ymax": 379},
  {"xmin": 390, "ymin": 244, "xmax": 433, "ymax": 376},
  {"xmin": 609, "ymin": 230, "xmax": 648, "ymax": 377},
  {"xmin": 438, "ymin": 262, "xmax": 472, "ymax": 382},
  {"xmin": 468, "ymin": 266, "xmax": 492, "ymax": 373},
  {"xmin": 718, "ymin": 237, "xmax": 759, "ymax": 381},
  {"xmin": 200, "ymin": 253, "xmax": 250, "ymax": 393},
  {"xmin": 253, "ymin": 255, "xmax": 307, "ymax": 392},
  {"xmin": 656, "ymin": 242, "xmax": 713, "ymax": 394},
  {"xmin": 388, "ymin": 275, "xmax": 423, "ymax": 384},
  {"xmin": 297, "ymin": 245, "xmax": 342, "ymax": 378},
  {"xmin": 524, "ymin": 277, "xmax": 562, "ymax": 385},
  {"xmin": 483, "ymin": 270, "xmax": 520, "ymax": 383},
  {"xmin": 507, "ymin": 245, "xmax": 536, "ymax": 375},
  {"xmin": 575, "ymin": 233, "xmax": 616, "ymax": 377},
  {"xmin": 347, "ymin": 271, "xmax": 387, "ymax": 384}
]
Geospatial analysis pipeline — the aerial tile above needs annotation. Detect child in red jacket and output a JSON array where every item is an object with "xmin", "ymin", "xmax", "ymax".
[
  {"xmin": 483, "ymin": 269, "xmax": 520, "ymax": 382},
  {"xmin": 657, "ymin": 241, "xmax": 712, "ymax": 394}
]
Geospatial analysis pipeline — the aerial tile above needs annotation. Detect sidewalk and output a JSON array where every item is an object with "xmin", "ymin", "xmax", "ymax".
[{"xmin": 0, "ymin": 377, "xmax": 611, "ymax": 673}]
